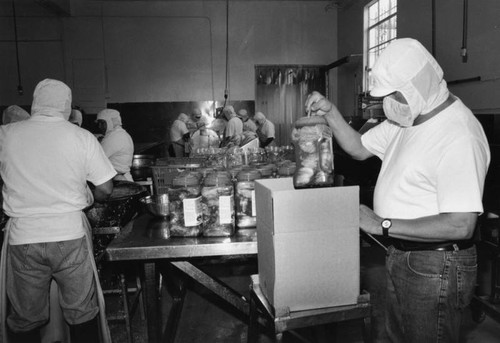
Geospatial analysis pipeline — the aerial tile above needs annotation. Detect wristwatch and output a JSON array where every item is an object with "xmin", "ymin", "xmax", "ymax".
[{"xmin": 381, "ymin": 219, "xmax": 392, "ymax": 238}]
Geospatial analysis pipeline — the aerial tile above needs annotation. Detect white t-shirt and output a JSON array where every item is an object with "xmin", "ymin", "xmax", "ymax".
[
  {"xmin": 361, "ymin": 99, "xmax": 490, "ymax": 219},
  {"xmin": 0, "ymin": 116, "xmax": 116, "ymax": 244},
  {"xmin": 257, "ymin": 120, "xmax": 275, "ymax": 141},
  {"xmin": 225, "ymin": 116, "xmax": 243, "ymax": 138},
  {"xmin": 170, "ymin": 119, "xmax": 189, "ymax": 143},
  {"xmin": 101, "ymin": 126, "xmax": 134, "ymax": 175}
]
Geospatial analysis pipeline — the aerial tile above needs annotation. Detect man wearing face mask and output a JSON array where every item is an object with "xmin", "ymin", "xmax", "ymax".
[{"xmin": 305, "ymin": 38, "xmax": 490, "ymax": 343}]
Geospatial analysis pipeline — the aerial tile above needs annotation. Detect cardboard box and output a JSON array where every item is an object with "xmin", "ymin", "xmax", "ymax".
[{"xmin": 255, "ymin": 177, "xmax": 360, "ymax": 313}]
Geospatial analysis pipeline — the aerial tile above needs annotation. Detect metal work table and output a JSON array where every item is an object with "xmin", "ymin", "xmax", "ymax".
[{"xmin": 105, "ymin": 214, "xmax": 258, "ymax": 342}]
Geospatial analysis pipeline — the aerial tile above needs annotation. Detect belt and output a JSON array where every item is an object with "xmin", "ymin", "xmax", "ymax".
[{"xmin": 391, "ymin": 238, "xmax": 474, "ymax": 252}]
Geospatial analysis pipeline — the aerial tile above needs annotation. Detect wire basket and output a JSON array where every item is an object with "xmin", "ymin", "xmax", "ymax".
[{"xmin": 151, "ymin": 166, "xmax": 182, "ymax": 195}]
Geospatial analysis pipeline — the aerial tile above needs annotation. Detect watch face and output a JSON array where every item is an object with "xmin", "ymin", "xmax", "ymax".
[{"xmin": 382, "ymin": 219, "xmax": 392, "ymax": 229}]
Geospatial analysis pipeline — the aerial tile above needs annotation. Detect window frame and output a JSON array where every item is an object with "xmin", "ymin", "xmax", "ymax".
[{"xmin": 363, "ymin": 0, "xmax": 398, "ymax": 93}]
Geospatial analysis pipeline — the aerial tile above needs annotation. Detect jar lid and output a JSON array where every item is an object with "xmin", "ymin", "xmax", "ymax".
[
  {"xmin": 278, "ymin": 163, "xmax": 296, "ymax": 176},
  {"xmin": 172, "ymin": 173, "xmax": 200, "ymax": 187},
  {"xmin": 294, "ymin": 116, "xmax": 328, "ymax": 128},
  {"xmin": 237, "ymin": 169, "xmax": 262, "ymax": 182},
  {"xmin": 203, "ymin": 171, "xmax": 232, "ymax": 186}
]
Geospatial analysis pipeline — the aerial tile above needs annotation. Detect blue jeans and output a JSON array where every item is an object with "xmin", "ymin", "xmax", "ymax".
[
  {"xmin": 385, "ymin": 245, "xmax": 477, "ymax": 343},
  {"xmin": 6, "ymin": 237, "xmax": 98, "ymax": 332}
]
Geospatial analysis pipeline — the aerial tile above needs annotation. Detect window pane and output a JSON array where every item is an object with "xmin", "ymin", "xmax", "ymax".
[{"xmin": 368, "ymin": 3, "xmax": 379, "ymax": 26}]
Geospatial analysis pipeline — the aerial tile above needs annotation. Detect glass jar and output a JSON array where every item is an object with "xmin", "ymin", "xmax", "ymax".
[
  {"xmin": 167, "ymin": 173, "xmax": 203, "ymax": 237},
  {"xmin": 291, "ymin": 116, "xmax": 334, "ymax": 188},
  {"xmin": 254, "ymin": 164, "xmax": 274, "ymax": 179},
  {"xmin": 277, "ymin": 162, "xmax": 296, "ymax": 178},
  {"xmin": 201, "ymin": 171, "xmax": 235, "ymax": 236},
  {"xmin": 235, "ymin": 169, "xmax": 262, "ymax": 228}
]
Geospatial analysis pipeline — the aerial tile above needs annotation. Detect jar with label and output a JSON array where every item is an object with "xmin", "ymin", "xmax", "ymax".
[
  {"xmin": 235, "ymin": 169, "xmax": 261, "ymax": 228},
  {"xmin": 291, "ymin": 116, "xmax": 334, "ymax": 188},
  {"xmin": 168, "ymin": 173, "xmax": 203, "ymax": 237},
  {"xmin": 201, "ymin": 171, "xmax": 235, "ymax": 236}
]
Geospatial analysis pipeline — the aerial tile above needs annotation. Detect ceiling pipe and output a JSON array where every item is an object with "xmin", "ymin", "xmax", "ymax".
[
  {"xmin": 461, "ymin": 0, "xmax": 468, "ymax": 63},
  {"xmin": 12, "ymin": 0, "xmax": 23, "ymax": 95}
]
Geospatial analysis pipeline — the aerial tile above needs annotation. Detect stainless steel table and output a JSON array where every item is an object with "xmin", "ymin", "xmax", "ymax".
[{"xmin": 105, "ymin": 214, "xmax": 258, "ymax": 342}]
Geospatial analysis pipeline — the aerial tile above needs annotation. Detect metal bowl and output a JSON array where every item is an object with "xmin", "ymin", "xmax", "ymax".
[{"xmin": 139, "ymin": 194, "xmax": 169, "ymax": 217}]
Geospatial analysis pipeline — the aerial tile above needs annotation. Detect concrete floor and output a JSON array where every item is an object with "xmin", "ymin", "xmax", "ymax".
[{"xmin": 105, "ymin": 243, "xmax": 500, "ymax": 343}]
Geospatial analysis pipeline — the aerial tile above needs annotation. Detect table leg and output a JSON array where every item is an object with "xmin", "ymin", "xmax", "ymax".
[
  {"xmin": 161, "ymin": 263, "xmax": 187, "ymax": 342},
  {"xmin": 171, "ymin": 261, "xmax": 249, "ymax": 317},
  {"xmin": 247, "ymin": 291, "xmax": 259, "ymax": 343},
  {"xmin": 143, "ymin": 262, "xmax": 161, "ymax": 343}
]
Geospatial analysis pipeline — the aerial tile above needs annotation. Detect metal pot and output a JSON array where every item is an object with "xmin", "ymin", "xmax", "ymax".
[
  {"xmin": 85, "ymin": 180, "xmax": 148, "ymax": 228},
  {"xmin": 132, "ymin": 154, "xmax": 156, "ymax": 169},
  {"xmin": 131, "ymin": 155, "xmax": 156, "ymax": 181}
]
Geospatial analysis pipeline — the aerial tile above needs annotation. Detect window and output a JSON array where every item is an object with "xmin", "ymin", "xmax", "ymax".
[{"xmin": 363, "ymin": 0, "xmax": 397, "ymax": 92}]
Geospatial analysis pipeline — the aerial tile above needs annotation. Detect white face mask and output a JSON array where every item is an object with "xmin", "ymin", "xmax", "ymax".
[{"xmin": 383, "ymin": 96, "xmax": 414, "ymax": 127}]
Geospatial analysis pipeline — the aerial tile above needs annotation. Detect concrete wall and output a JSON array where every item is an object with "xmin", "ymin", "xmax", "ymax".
[
  {"xmin": 337, "ymin": 0, "xmax": 500, "ymax": 117},
  {"xmin": 1, "ymin": 0, "xmax": 338, "ymax": 114}
]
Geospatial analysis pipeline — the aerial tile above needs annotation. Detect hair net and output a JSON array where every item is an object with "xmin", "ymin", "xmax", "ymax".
[
  {"xmin": 222, "ymin": 106, "xmax": 236, "ymax": 119},
  {"xmin": 2, "ymin": 105, "xmax": 30, "ymax": 124},
  {"xmin": 31, "ymin": 79, "xmax": 72, "ymax": 120},
  {"xmin": 254, "ymin": 112, "xmax": 266, "ymax": 121},
  {"xmin": 370, "ymin": 38, "xmax": 449, "ymax": 117},
  {"xmin": 178, "ymin": 113, "xmax": 189, "ymax": 123},
  {"xmin": 237, "ymin": 109, "xmax": 249, "ymax": 120},
  {"xmin": 69, "ymin": 109, "xmax": 83, "ymax": 126},
  {"xmin": 96, "ymin": 109, "xmax": 122, "ymax": 134}
]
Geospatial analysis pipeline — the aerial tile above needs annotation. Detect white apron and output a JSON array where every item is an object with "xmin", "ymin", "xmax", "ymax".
[{"xmin": 0, "ymin": 213, "xmax": 112, "ymax": 343}]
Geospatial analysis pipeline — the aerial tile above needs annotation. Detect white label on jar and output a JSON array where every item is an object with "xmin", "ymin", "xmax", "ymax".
[
  {"xmin": 251, "ymin": 190, "xmax": 256, "ymax": 216},
  {"xmin": 183, "ymin": 196, "xmax": 202, "ymax": 227},
  {"xmin": 219, "ymin": 195, "xmax": 234, "ymax": 224}
]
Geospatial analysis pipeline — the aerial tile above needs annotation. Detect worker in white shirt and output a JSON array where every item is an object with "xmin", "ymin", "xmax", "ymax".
[
  {"xmin": 2, "ymin": 105, "xmax": 30, "ymax": 125},
  {"xmin": 0, "ymin": 78, "xmax": 115, "ymax": 343},
  {"xmin": 169, "ymin": 112, "xmax": 190, "ymax": 157},
  {"xmin": 254, "ymin": 111, "xmax": 275, "ymax": 148},
  {"xmin": 237, "ymin": 109, "xmax": 257, "ymax": 133},
  {"xmin": 96, "ymin": 109, "xmax": 135, "ymax": 182}
]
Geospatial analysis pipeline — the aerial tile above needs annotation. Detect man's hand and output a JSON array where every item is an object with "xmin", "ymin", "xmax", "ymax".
[
  {"xmin": 305, "ymin": 91, "xmax": 336, "ymax": 117},
  {"xmin": 359, "ymin": 204, "xmax": 382, "ymax": 236}
]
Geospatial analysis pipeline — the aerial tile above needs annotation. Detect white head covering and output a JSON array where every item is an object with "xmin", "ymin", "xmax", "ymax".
[
  {"xmin": 96, "ymin": 109, "xmax": 122, "ymax": 134},
  {"xmin": 254, "ymin": 111, "xmax": 266, "ymax": 124},
  {"xmin": 178, "ymin": 113, "xmax": 189, "ymax": 123},
  {"xmin": 31, "ymin": 79, "xmax": 72, "ymax": 120},
  {"xmin": 222, "ymin": 106, "xmax": 236, "ymax": 120},
  {"xmin": 370, "ymin": 38, "xmax": 449, "ymax": 117},
  {"xmin": 237, "ymin": 109, "xmax": 249, "ymax": 121},
  {"xmin": 2, "ymin": 105, "xmax": 30, "ymax": 124},
  {"xmin": 69, "ymin": 109, "xmax": 83, "ymax": 126}
]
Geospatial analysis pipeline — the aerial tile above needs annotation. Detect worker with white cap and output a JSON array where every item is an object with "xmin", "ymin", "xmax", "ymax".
[
  {"xmin": 254, "ymin": 111, "xmax": 275, "ymax": 148},
  {"xmin": 169, "ymin": 112, "xmax": 191, "ymax": 157},
  {"xmin": 96, "ymin": 109, "xmax": 135, "ymax": 181},
  {"xmin": 305, "ymin": 38, "xmax": 490, "ymax": 343},
  {"xmin": 237, "ymin": 109, "xmax": 257, "ymax": 133},
  {"xmin": 69, "ymin": 109, "xmax": 83, "ymax": 126},
  {"xmin": 0, "ymin": 78, "xmax": 115, "ymax": 343},
  {"xmin": 222, "ymin": 105, "xmax": 243, "ymax": 142},
  {"xmin": 2, "ymin": 105, "xmax": 30, "ymax": 125}
]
